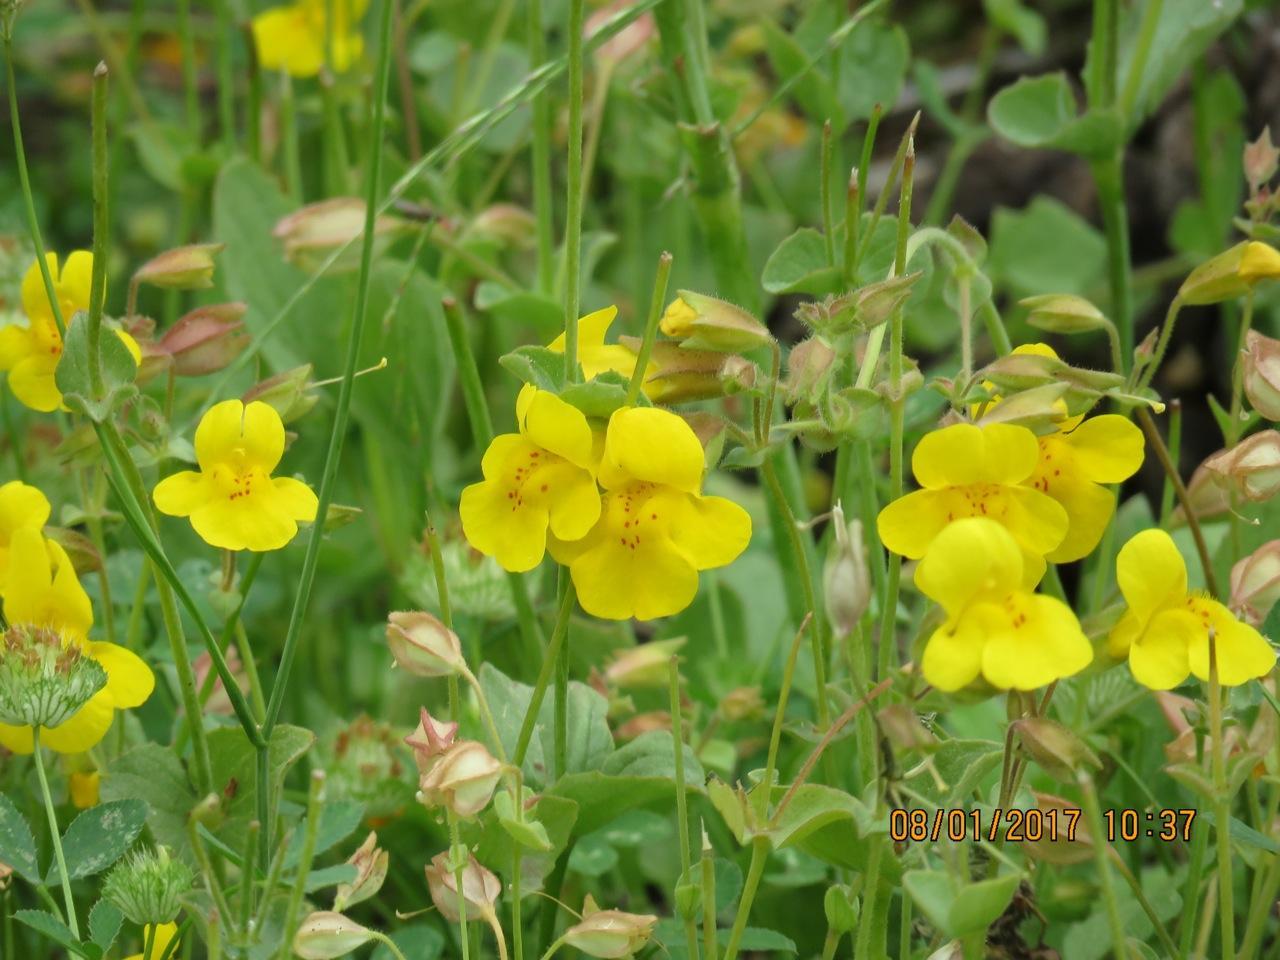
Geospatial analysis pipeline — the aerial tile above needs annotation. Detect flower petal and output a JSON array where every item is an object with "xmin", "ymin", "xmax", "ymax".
[
  {"xmin": 459, "ymin": 479, "xmax": 550, "ymax": 573},
  {"xmin": 570, "ymin": 537, "xmax": 698, "ymax": 621},
  {"xmin": 521, "ymin": 391, "xmax": 595, "ymax": 471},
  {"xmin": 876, "ymin": 489, "xmax": 954, "ymax": 559},
  {"xmin": 40, "ymin": 691, "xmax": 114, "ymax": 754},
  {"xmin": 914, "ymin": 518, "xmax": 1024, "ymax": 616},
  {"xmin": 545, "ymin": 466, "xmax": 602, "ymax": 543},
  {"xmin": 1129, "ymin": 608, "xmax": 1197, "ymax": 690},
  {"xmin": 600, "ymin": 406, "xmax": 705, "ymax": 493},
  {"xmin": 920, "ymin": 619, "xmax": 985, "ymax": 692},
  {"xmin": 549, "ymin": 305, "xmax": 618, "ymax": 353},
  {"xmin": 9, "ymin": 354, "xmax": 62, "ymax": 412},
  {"xmin": 978, "ymin": 595, "xmax": 1092, "ymax": 690},
  {"xmin": 195, "ymin": 399, "xmax": 285, "ymax": 473},
  {"xmin": 1043, "ymin": 475, "xmax": 1115, "ymax": 563},
  {"xmin": 1063, "ymin": 415, "xmax": 1144, "ymax": 483},
  {"xmin": 1187, "ymin": 604, "xmax": 1277, "ymax": 686},
  {"xmin": 58, "ymin": 251, "xmax": 95, "ymax": 312},
  {"xmin": 270, "ymin": 476, "xmax": 319, "ymax": 521},
  {"xmin": 911, "ymin": 423, "xmax": 986, "ymax": 489},
  {"xmin": 0, "ymin": 480, "xmax": 51, "ymax": 545},
  {"xmin": 0, "ymin": 723, "xmax": 34, "ymax": 753},
  {"xmin": 668, "ymin": 492, "xmax": 752, "ymax": 570},
  {"xmin": 1002, "ymin": 485, "xmax": 1069, "ymax": 557},
  {"xmin": 153, "ymin": 471, "xmax": 212, "ymax": 518},
  {"xmin": 0, "ymin": 323, "xmax": 33, "ymax": 371},
  {"xmin": 20, "ymin": 252, "xmax": 59, "ymax": 324},
  {"xmin": 188, "ymin": 495, "xmax": 300, "ymax": 552},
  {"xmin": 1116, "ymin": 529, "xmax": 1187, "ymax": 623},
  {"xmin": 89, "ymin": 642, "xmax": 156, "ymax": 709},
  {"xmin": 3, "ymin": 530, "xmax": 92, "ymax": 639},
  {"xmin": 252, "ymin": 6, "xmax": 325, "ymax": 76}
]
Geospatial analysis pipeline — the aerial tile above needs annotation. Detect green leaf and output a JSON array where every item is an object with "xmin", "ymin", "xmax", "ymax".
[
  {"xmin": 549, "ymin": 731, "xmax": 706, "ymax": 835},
  {"xmin": 760, "ymin": 19, "xmax": 843, "ymax": 127},
  {"xmin": 100, "ymin": 744, "xmax": 197, "ymax": 855},
  {"xmin": 987, "ymin": 73, "xmax": 1121, "ymax": 156},
  {"xmin": 718, "ymin": 927, "xmax": 796, "ymax": 954},
  {"xmin": 468, "ymin": 793, "xmax": 578, "ymax": 894},
  {"xmin": 474, "ymin": 283, "xmax": 564, "ymax": 338},
  {"xmin": 912, "ymin": 62, "xmax": 975, "ymax": 140},
  {"xmin": 300, "ymin": 863, "xmax": 359, "ymax": 893},
  {"xmin": 904, "ymin": 869, "xmax": 1020, "ymax": 939},
  {"xmin": 498, "ymin": 345, "xmax": 568, "ymax": 394},
  {"xmin": 493, "ymin": 789, "xmax": 553, "ymax": 852},
  {"xmin": 46, "ymin": 799, "xmax": 147, "ymax": 884},
  {"xmin": 0, "ymin": 792, "xmax": 40, "ymax": 883},
  {"xmin": 283, "ymin": 801, "xmax": 364, "ymax": 869},
  {"xmin": 983, "ymin": 0, "xmax": 1046, "ymax": 55},
  {"xmin": 913, "ymin": 739, "xmax": 1004, "ymax": 808},
  {"xmin": 559, "ymin": 371, "xmax": 639, "ymax": 418},
  {"xmin": 568, "ymin": 833, "xmax": 619, "ymax": 877},
  {"xmin": 774, "ymin": 784, "xmax": 896, "ymax": 878},
  {"xmin": 54, "ymin": 314, "xmax": 139, "ymax": 422},
  {"xmin": 371, "ymin": 923, "xmax": 444, "ymax": 960},
  {"xmin": 837, "ymin": 22, "xmax": 909, "ymax": 122},
  {"xmin": 87, "ymin": 900, "xmax": 123, "ymax": 952},
  {"xmin": 989, "ymin": 197, "xmax": 1107, "ymax": 298},
  {"xmin": 15, "ymin": 910, "xmax": 97, "ymax": 959},
  {"xmin": 127, "ymin": 121, "xmax": 191, "ymax": 192},
  {"xmin": 762, "ymin": 228, "xmax": 841, "ymax": 295},
  {"xmin": 478, "ymin": 662, "xmax": 612, "ymax": 789},
  {"xmin": 207, "ymin": 724, "xmax": 314, "ymax": 854}
]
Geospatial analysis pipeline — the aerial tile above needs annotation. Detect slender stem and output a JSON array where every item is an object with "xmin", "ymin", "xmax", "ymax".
[
  {"xmin": 853, "ymin": 837, "xmax": 884, "ymax": 958},
  {"xmin": 1081, "ymin": 773, "xmax": 1128, "ymax": 959},
  {"xmin": 371, "ymin": 932, "xmax": 412, "ymax": 960},
  {"xmin": 562, "ymin": 0, "xmax": 586, "ymax": 380},
  {"xmin": 1137, "ymin": 407, "xmax": 1220, "ymax": 597},
  {"xmin": 238, "ymin": 819, "xmax": 260, "ymax": 940},
  {"xmin": 1158, "ymin": 399, "xmax": 1183, "ymax": 524},
  {"xmin": 1110, "ymin": 851, "xmax": 1182, "ymax": 959},
  {"xmin": 700, "ymin": 833, "xmax": 717, "ymax": 960},
  {"xmin": 625, "ymin": 252, "xmax": 673, "ymax": 405},
  {"xmin": 820, "ymin": 119, "xmax": 836, "ymax": 267},
  {"xmin": 528, "ymin": 0, "xmax": 555, "ymax": 295},
  {"xmin": 1209, "ymin": 634, "xmax": 1236, "ymax": 960},
  {"xmin": 276, "ymin": 772, "xmax": 326, "ymax": 960},
  {"xmin": 720, "ymin": 837, "xmax": 769, "ymax": 960},
  {"xmin": 1227, "ymin": 290, "xmax": 1256, "ymax": 443},
  {"xmin": 280, "ymin": 70, "xmax": 303, "ymax": 203},
  {"xmin": 212, "ymin": 0, "xmax": 236, "ymax": 149},
  {"xmin": 33, "ymin": 731, "xmax": 79, "ymax": 939},
  {"xmin": 1118, "ymin": 0, "xmax": 1164, "ymax": 119},
  {"xmin": 761, "ymin": 616, "xmax": 810, "ymax": 819},
  {"xmin": 668, "ymin": 657, "xmax": 700, "ymax": 960},
  {"xmin": 87, "ymin": 62, "xmax": 109, "ymax": 397},
  {"xmin": 553, "ymin": 576, "xmax": 570, "ymax": 781},
  {"xmin": 1094, "ymin": 154, "xmax": 1134, "ymax": 368},
  {"xmin": 1180, "ymin": 805, "xmax": 1209, "ymax": 956},
  {"xmin": 175, "ymin": 0, "xmax": 200, "ymax": 141},
  {"xmin": 514, "ymin": 585, "xmax": 575, "ymax": 766}
]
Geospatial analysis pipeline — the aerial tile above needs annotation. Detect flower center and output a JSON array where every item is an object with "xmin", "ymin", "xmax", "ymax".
[
  {"xmin": 612, "ymin": 483, "xmax": 660, "ymax": 552},
  {"xmin": 944, "ymin": 483, "xmax": 1006, "ymax": 522},
  {"xmin": 503, "ymin": 448, "xmax": 561, "ymax": 511},
  {"xmin": 212, "ymin": 460, "xmax": 267, "ymax": 501}
]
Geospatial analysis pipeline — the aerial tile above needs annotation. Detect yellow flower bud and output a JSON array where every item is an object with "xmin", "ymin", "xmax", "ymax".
[
  {"xmin": 293, "ymin": 912, "xmax": 375, "ymax": 960},
  {"xmin": 417, "ymin": 740, "xmax": 502, "ymax": 818},
  {"xmin": 385, "ymin": 611, "xmax": 467, "ymax": 678},
  {"xmin": 562, "ymin": 896, "xmax": 659, "ymax": 959},
  {"xmin": 659, "ymin": 291, "xmax": 772, "ymax": 352},
  {"xmin": 1229, "ymin": 539, "xmax": 1280, "ymax": 626},
  {"xmin": 1178, "ymin": 241, "xmax": 1280, "ymax": 305},
  {"xmin": 1243, "ymin": 330, "xmax": 1280, "ymax": 421},
  {"xmin": 1238, "ymin": 241, "xmax": 1280, "ymax": 283},
  {"xmin": 424, "ymin": 851, "xmax": 501, "ymax": 923}
]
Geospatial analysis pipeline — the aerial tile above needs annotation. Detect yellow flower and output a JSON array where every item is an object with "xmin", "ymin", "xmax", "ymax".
[
  {"xmin": 549, "ymin": 406, "xmax": 751, "ymax": 621},
  {"xmin": 914, "ymin": 518, "xmax": 1092, "ymax": 691},
  {"xmin": 0, "ymin": 252, "xmax": 141, "ymax": 413},
  {"xmin": 252, "ymin": 0, "xmax": 368, "ymax": 78},
  {"xmin": 877, "ymin": 422, "xmax": 1068, "ymax": 585},
  {"xmin": 460, "ymin": 389, "xmax": 602, "ymax": 572},
  {"xmin": 153, "ymin": 399, "xmax": 319, "ymax": 552},
  {"xmin": 125, "ymin": 922, "xmax": 179, "ymax": 960},
  {"xmin": 0, "ymin": 480, "xmax": 51, "ymax": 583},
  {"xmin": 1108, "ymin": 530, "xmax": 1276, "ymax": 689},
  {"xmin": 69, "ymin": 769, "xmax": 101, "ymax": 809},
  {"xmin": 0, "ymin": 528, "xmax": 155, "ymax": 755},
  {"xmin": 545, "ymin": 305, "xmax": 646, "ymax": 383}
]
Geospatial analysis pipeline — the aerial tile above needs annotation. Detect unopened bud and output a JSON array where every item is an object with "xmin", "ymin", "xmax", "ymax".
[
  {"xmin": 823, "ymin": 884, "xmax": 860, "ymax": 934},
  {"xmin": 719, "ymin": 355, "xmax": 759, "ymax": 395},
  {"xmin": 468, "ymin": 204, "xmax": 536, "ymax": 250},
  {"xmin": 242, "ymin": 364, "xmax": 318, "ymax": 424},
  {"xmin": 386, "ymin": 611, "xmax": 466, "ymax": 678},
  {"xmin": 660, "ymin": 291, "xmax": 772, "ymax": 353},
  {"xmin": 1245, "ymin": 127, "xmax": 1279, "ymax": 193},
  {"xmin": 851, "ymin": 272, "xmax": 921, "ymax": 331},
  {"xmin": 1019, "ymin": 293, "xmax": 1109, "ymax": 334},
  {"xmin": 786, "ymin": 337, "xmax": 837, "ymax": 404},
  {"xmin": 133, "ymin": 243, "xmax": 224, "ymax": 290},
  {"xmin": 333, "ymin": 832, "xmax": 389, "ymax": 912},
  {"xmin": 404, "ymin": 707, "xmax": 459, "ymax": 776},
  {"xmin": 101, "ymin": 846, "xmax": 194, "ymax": 925},
  {"xmin": 1204, "ymin": 430, "xmax": 1280, "ymax": 502},
  {"xmin": 274, "ymin": 198, "xmax": 407, "ymax": 273},
  {"xmin": 1023, "ymin": 793, "xmax": 1094, "ymax": 865},
  {"xmin": 1012, "ymin": 717, "xmax": 1101, "ymax": 783},
  {"xmin": 157, "ymin": 303, "xmax": 249, "ymax": 377},
  {"xmin": 719, "ymin": 686, "xmax": 764, "ymax": 723},
  {"xmin": 618, "ymin": 337, "xmax": 728, "ymax": 403},
  {"xmin": 293, "ymin": 912, "xmax": 375, "ymax": 960},
  {"xmin": 1230, "ymin": 540, "xmax": 1280, "ymax": 626},
  {"xmin": 562, "ymin": 895, "xmax": 658, "ymax": 959},
  {"xmin": 424, "ymin": 851, "xmax": 501, "ymax": 922},
  {"xmin": 417, "ymin": 740, "xmax": 502, "ymax": 818},
  {"xmin": 1244, "ymin": 330, "xmax": 1280, "ymax": 421},
  {"xmin": 1178, "ymin": 241, "xmax": 1280, "ymax": 305},
  {"xmin": 822, "ymin": 507, "xmax": 870, "ymax": 638},
  {"xmin": 603, "ymin": 638, "xmax": 685, "ymax": 689},
  {"xmin": 0, "ymin": 623, "xmax": 106, "ymax": 729}
]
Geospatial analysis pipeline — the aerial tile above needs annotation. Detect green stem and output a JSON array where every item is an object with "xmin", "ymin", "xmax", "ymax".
[
  {"xmin": 279, "ymin": 70, "xmax": 302, "ymax": 203},
  {"xmin": 720, "ymin": 837, "xmax": 769, "ymax": 960},
  {"xmin": 1080, "ymin": 774, "xmax": 1128, "ymax": 960},
  {"xmin": 1180, "ymin": 805, "xmax": 1209, "ymax": 956},
  {"xmin": 553, "ymin": 576, "xmax": 570, "ymax": 782},
  {"xmin": 175, "ymin": 0, "xmax": 200, "ymax": 141},
  {"xmin": 212, "ymin": 0, "xmax": 236, "ymax": 149},
  {"xmin": 700, "ymin": 835, "xmax": 717, "ymax": 960},
  {"xmin": 853, "ymin": 836, "xmax": 884, "ymax": 958},
  {"xmin": 514, "ymin": 584, "xmax": 575, "ymax": 766},
  {"xmin": 1208, "ymin": 635, "xmax": 1235, "ymax": 960},
  {"xmin": 527, "ymin": 0, "xmax": 554, "ymax": 295},
  {"xmin": 820, "ymin": 119, "xmax": 836, "ymax": 267},
  {"xmin": 1117, "ymin": 0, "xmax": 1164, "ymax": 120},
  {"xmin": 562, "ymin": 0, "xmax": 586, "ymax": 379},
  {"xmin": 668, "ymin": 658, "xmax": 700, "ymax": 960},
  {"xmin": 371, "ymin": 932, "xmax": 412, "ymax": 960},
  {"xmin": 1093, "ymin": 153, "xmax": 1134, "ymax": 369},
  {"xmin": 625, "ymin": 252, "xmax": 673, "ymax": 405},
  {"xmin": 33, "ymin": 731, "xmax": 79, "ymax": 940},
  {"xmin": 87, "ymin": 63, "xmax": 109, "ymax": 398},
  {"xmin": 276, "ymin": 772, "xmax": 326, "ymax": 960},
  {"xmin": 761, "ymin": 615, "xmax": 810, "ymax": 820}
]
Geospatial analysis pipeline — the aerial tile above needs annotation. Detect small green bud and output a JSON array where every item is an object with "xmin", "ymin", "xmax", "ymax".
[
  {"xmin": 823, "ymin": 884, "xmax": 860, "ymax": 934},
  {"xmin": 132, "ymin": 243, "xmax": 224, "ymax": 291},
  {"xmin": 1019, "ymin": 293, "xmax": 1109, "ymax": 335},
  {"xmin": 660, "ymin": 291, "xmax": 773, "ymax": 353},
  {"xmin": 293, "ymin": 912, "xmax": 375, "ymax": 960},
  {"xmin": 0, "ymin": 625, "xmax": 106, "ymax": 729},
  {"xmin": 101, "ymin": 846, "xmax": 194, "ymax": 925},
  {"xmin": 242, "ymin": 364, "xmax": 318, "ymax": 424}
]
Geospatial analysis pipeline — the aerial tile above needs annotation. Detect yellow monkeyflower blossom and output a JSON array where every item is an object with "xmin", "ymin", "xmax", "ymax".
[
  {"xmin": 125, "ymin": 923, "xmax": 179, "ymax": 960},
  {"xmin": 0, "ymin": 528, "xmax": 155, "ymax": 754},
  {"xmin": 877, "ymin": 422, "xmax": 1068, "ymax": 585},
  {"xmin": 252, "ymin": 0, "xmax": 368, "ymax": 78},
  {"xmin": 0, "ymin": 252, "xmax": 141, "ymax": 412},
  {"xmin": 461, "ymin": 389, "xmax": 602, "ymax": 572},
  {"xmin": 544, "ymin": 305, "xmax": 646, "ymax": 383},
  {"xmin": 549, "ymin": 406, "xmax": 751, "ymax": 621},
  {"xmin": 154, "ymin": 399, "xmax": 319, "ymax": 552},
  {"xmin": 1108, "ymin": 529, "xmax": 1276, "ymax": 690},
  {"xmin": 0, "ymin": 479, "xmax": 51, "ymax": 584},
  {"xmin": 915, "ymin": 518, "xmax": 1092, "ymax": 691}
]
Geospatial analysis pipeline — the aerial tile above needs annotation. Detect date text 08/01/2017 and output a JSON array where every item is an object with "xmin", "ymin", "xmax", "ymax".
[{"xmin": 889, "ymin": 807, "xmax": 1197, "ymax": 844}]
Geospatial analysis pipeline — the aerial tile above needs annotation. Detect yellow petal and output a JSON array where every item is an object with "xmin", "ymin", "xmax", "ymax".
[
  {"xmin": 545, "ymin": 466, "xmax": 602, "ymax": 543},
  {"xmin": 1128, "ymin": 608, "xmax": 1196, "ymax": 690},
  {"xmin": 570, "ymin": 536, "xmax": 698, "ymax": 621},
  {"xmin": 978, "ymin": 595, "xmax": 1092, "ymax": 690},
  {"xmin": 1188, "ymin": 604, "xmax": 1277, "ymax": 686},
  {"xmin": 521, "ymin": 390, "xmax": 595, "ymax": 471},
  {"xmin": 911, "ymin": 423, "xmax": 986, "ymax": 489},
  {"xmin": 581, "ymin": 343, "xmax": 640, "ymax": 383},
  {"xmin": 195, "ymin": 399, "xmax": 285, "ymax": 473},
  {"xmin": 9, "ymin": 353, "xmax": 63, "ymax": 412},
  {"xmin": 3, "ymin": 530, "xmax": 92, "ymax": 640},
  {"xmin": 329, "ymin": 30, "xmax": 364, "ymax": 72},
  {"xmin": 89, "ymin": 642, "xmax": 155, "ymax": 709},
  {"xmin": 153, "ymin": 471, "xmax": 212, "ymax": 518},
  {"xmin": 1116, "ymin": 529, "xmax": 1187, "ymax": 624},
  {"xmin": 1043, "ymin": 476, "xmax": 1115, "ymax": 564},
  {"xmin": 0, "ymin": 480, "xmax": 51, "ymax": 545},
  {"xmin": 978, "ymin": 423, "xmax": 1043, "ymax": 484},
  {"xmin": 549, "ymin": 305, "xmax": 618, "ymax": 353},
  {"xmin": 459, "ymin": 478, "xmax": 550, "ymax": 572},
  {"xmin": 252, "ymin": 6, "xmax": 325, "ymax": 77},
  {"xmin": 480, "ymin": 433, "xmax": 532, "ymax": 479},
  {"xmin": 126, "ymin": 923, "xmax": 179, "ymax": 960},
  {"xmin": 875, "ymin": 489, "xmax": 954, "ymax": 559},
  {"xmin": 920, "ymin": 618, "xmax": 985, "ymax": 692},
  {"xmin": 1062, "ymin": 415, "xmax": 1144, "ymax": 483},
  {"xmin": 188, "ymin": 494, "xmax": 301, "ymax": 552},
  {"xmin": 270, "ymin": 476, "xmax": 319, "ymax": 521},
  {"xmin": 669, "ymin": 492, "xmax": 752, "ymax": 570},
  {"xmin": 0, "ymin": 723, "xmax": 34, "ymax": 753},
  {"xmin": 41, "ymin": 691, "xmax": 114, "ymax": 754},
  {"xmin": 20, "ymin": 252, "xmax": 60, "ymax": 324},
  {"xmin": 0, "ymin": 323, "xmax": 34, "ymax": 371},
  {"xmin": 1001, "ymin": 485, "xmax": 1069, "ymax": 557},
  {"xmin": 69, "ymin": 771, "xmax": 100, "ymax": 809},
  {"xmin": 600, "ymin": 406, "xmax": 705, "ymax": 493},
  {"xmin": 914, "ymin": 518, "xmax": 1023, "ymax": 616},
  {"xmin": 58, "ymin": 251, "xmax": 95, "ymax": 313},
  {"xmin": 115, "ymin": 328, "xmax": 143, "ymax": 366}
]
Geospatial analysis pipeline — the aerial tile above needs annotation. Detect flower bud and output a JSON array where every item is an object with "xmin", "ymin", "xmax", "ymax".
[
  {"xmin": 0, "ymin": 625, "xmax": 107, "ymax": 729},
  {"xmin": 1230, "ymin": 540, "xmax": 1280, "ymax": 626},
  {"xmin": 719, "ymin": 355, "xmax": 759, "ymax": 395},
  {"xmin": 785, "ymin": 337, "xmax": 837, "ymax": 404},
  {"xmin": 1022, "ymin": 792, "xmax": 1094, "ymax": 865},
  {"xmin": 660, "ymin": 291, "xmax": 772, "ymax": 353},
  {"xmin": 719, "ymin": 686, "xmax": 764, "ymax": 723},
  {"xmin": 822, "ymin": 506, "xmax": 870, "ymax": 638},
  {"xmin": 562, "ymin": 895, "xmax": 658, "ymax": 959},
  {"xmin": 617, "ymin": 337, "xmax": 728, "ymax": 403},
  {"xmin": 333, "ymin": 831, "xmax": 389, "ymax": 912},
  {"xmin": 404, "ymin": 707, "xmax": 459, "ymax": 776},
  {"xmin": 101, "ymin": 846, "xmax": 194, "ymax": 925},
  {"xmin": 133, "ymin": 243, "xmax": 224, "ymax": 290},
  {"xmin": 274, "ymin": 198, "xmax": 407, "ymax": 273},
  {"xmin": 1245, "ymin": 127, "xmax": 1279, "ymax": 194},
  {"xmin": 417, "ymin": 740, "xmax": 502, "ymax": 818},
  {"xmin": 242, "ymin": 364, "xmax": 319, "ymax": 424},
  {"xmin": 157, "ymin": 303, "xmax": 249, "ymax": 377},
  {"xmin": 1178, "ymin": 241, "xmax": 1280, "ymax": 305},
  {"xmin": 69, "ymin": 770, "xmax": 100, "ymax": 809},
  {"xmin": 1239, "ymin": 241, "xmax": 1280, "ymax": 284},
  {"xmin": 1204, "ymin": 430, "xmax": 1280, "ymax": 502},
  {"xmin": 1012, "ymin": 717, "xmax": 1101, "ymax": 783},
  {"xmin": 386, "ymin": 611, "xmax": 467, "ymax": 678},
  {"xmin": 468, "ymin": 205, "xmax": 536, "ymax": 250},
  {"xmin": 424, "ymin": 851, "xmax": 501, "ymax": 922},
  {"xmin": 823, "ymin": 884, "xmax": 860, "ymax": 934},
  {"xmin": 293, "ymin": 912, "xmax": 375, "ymax": 960},
  {"xmin": 603, "ymin": 638, "xmax": 686, "ymax": 689},
  {"xmin": 849, "ymin": 272, "xmax": 921, "ymax": 332},
  {"xmin": 1019, "ymin": 293, "xmax": 1109, "ymax": 334},
  {"xmin": 1243, "ymin": 330, "xmax": 1280, "ymax": 421}
]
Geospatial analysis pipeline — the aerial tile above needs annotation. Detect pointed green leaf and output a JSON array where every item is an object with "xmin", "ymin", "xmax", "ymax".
[{"xmin": 0, "ymin": 792, "xmax": 40, "ymax": 883}]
